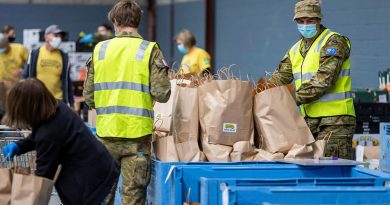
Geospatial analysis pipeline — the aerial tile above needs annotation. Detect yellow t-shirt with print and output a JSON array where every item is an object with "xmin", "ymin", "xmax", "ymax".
[
  {"xmin": 0, "ymin": 43, "xmax": 28, "ymax": 82},
  {"xmin": 180, "ymin": 47, "xmax": 211, "ymax": 74},
  {"xmin": 36, "ymin": 46, "xmax": 63, "ymax": 100}
]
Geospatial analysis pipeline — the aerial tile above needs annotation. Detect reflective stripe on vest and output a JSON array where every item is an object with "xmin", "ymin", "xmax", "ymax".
[
  {"xmin": 93, "ymin": 37, "xmax": 156, "ymax": 138},
  {"xmin": 96, "ymin": 106, "xmax": 154, "ymax": 118},
  {"xmin": 289, "ymin": 29, "xmax": 355, "ymax": 117},
  {"xmin": 94, "ymin": 81, "xmax": 150, "ymax": 94},
  {"xmin": 293, "ymin": 68, "xmax": 351, "ymax": 83},
  {"xmin": 315, "ymin": 91, "xmax": 352, "ymax": 102}
]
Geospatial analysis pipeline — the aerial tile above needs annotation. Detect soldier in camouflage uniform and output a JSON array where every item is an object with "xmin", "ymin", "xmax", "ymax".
[
  {"xmin": 83, "ymin": 1, "xmax": 171, "ymax": 204},
  {"xmin": 268, "ymin": 0, "xmax": 356, "ymax": 159}
]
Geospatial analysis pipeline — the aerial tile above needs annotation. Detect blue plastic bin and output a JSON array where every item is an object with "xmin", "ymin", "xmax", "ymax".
[
  {"xmin": 204, "ymin": 183, "xmax": 390, "ymax": 205},
  {"xmin": 146, "ymin": 160, "xmax": 390, "ymax": 205},
  {"xmin": 380, "ymin": 123, "xmax": 390, "ymax": 173},
  {"xmin": 200, "ymin": 167, "xmax": 390, "ymax": 205}
]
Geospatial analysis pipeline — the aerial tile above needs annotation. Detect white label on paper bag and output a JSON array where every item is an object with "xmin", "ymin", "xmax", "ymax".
[{"xmin": 223, "ymin": 123, "xmax": 237, "ymax": 133}]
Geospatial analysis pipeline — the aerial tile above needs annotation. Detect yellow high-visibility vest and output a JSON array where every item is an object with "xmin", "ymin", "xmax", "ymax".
[
  {"xmin": 289, "ymin": 29, "xmax": 355, "ymax": 117},
  {"xmin": 93, "ymin": 37, "xmax": 156, "ymax": 138}
]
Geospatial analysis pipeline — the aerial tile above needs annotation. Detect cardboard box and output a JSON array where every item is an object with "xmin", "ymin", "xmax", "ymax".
[
  {"xmin": 23, "ymin": 29, "xmax": 41, "ymax": 50},
  {"xmin": 59, "ymin": 41, "xmax": 76, "ymax": 53},
  {"xmin": 68, "ymin": 52, "xmax": 92, "ymax": 81},
  {"xmin": 380, "ymin": 123, "xmax": 390, "ymax": 173}
]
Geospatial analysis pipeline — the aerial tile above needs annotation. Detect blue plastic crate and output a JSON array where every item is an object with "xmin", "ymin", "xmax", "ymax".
[
  {"xmin": 380, "ymin": 123, "xmax": 390, "ymax": 173},
  {"xmin": 146, "ymin": 160, "xmax": 382, "ymax": 205},
  {"xmin": 208, "ymin": 184, "xmax": 390, "ymax": 205},
  {"xmin": 200, "ymin": 167, "xmax": 390, "ymax": 205}
]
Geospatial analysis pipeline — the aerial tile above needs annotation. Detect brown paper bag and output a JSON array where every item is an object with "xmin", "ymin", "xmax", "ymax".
[
  {"xmin": 175, "ymin": 140, "xmax": 204, "ymax": 162},
  {"xmin": 153, "ymin": 80, "xmax": 178, "ymax": 132},
  {"xmin": 171, "ymin": 84, "xmax": 201, "ymax": 161},
  {"xmin": 0, "ymin": 169, "xmax": 12, "ymax": 205},
  {"xmin": 285, "ymin": 144, "xmax": 314, "ymax": 159},
  {"xmin": 201, "ymin": 134, "xmax": 232, "ymax": 162},
  {"xmin": 230, "ymin": 141, "xmax": 258, "ymax": 162},
  {"xmin": 254, "ymin": 86, "xmax": 314, "ymax": 153},
  {"xmin": 312, "ymin": 132, "xmax": 332, "ymax": 158},
  {"xmin": 11, "ymin": 173, "xmax": 54, "ymax": 205},
  {"xmin": 152, "ymin": 132, "xmax": 179, "ymax": 162},
  {"xmin": 253, "ymin": 149, "xmax": 285, "ymax": 161},
  {"xmin": 199, "ymin": 80, "xmax": 254, "ymax": 146}
]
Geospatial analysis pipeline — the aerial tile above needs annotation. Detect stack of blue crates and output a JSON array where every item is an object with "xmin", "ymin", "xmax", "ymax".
[{"xmin": 146, "ymin": 160, "xmax": 390, "ymax": 205}]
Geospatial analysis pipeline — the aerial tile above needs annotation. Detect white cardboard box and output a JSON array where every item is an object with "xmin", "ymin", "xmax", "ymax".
[{"xmin": 68, "ymin": 52, "xmax": 92, "ymax": 81}]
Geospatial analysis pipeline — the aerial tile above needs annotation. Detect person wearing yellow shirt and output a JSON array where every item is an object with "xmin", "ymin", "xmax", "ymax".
[
  {"xmin": 175, "ymin": 29, "xmax": 211, "ymax": 78},
  {"xmin": 0, "ymin": 33, "xmax": 28, "ymax": 84},
  {"xmin": 23, "ymin": 25, "xmax": 73, "ymax": 107},
  {"xmin": 0, "ymin": 33, "xmax": 28, "ymax": 119}
]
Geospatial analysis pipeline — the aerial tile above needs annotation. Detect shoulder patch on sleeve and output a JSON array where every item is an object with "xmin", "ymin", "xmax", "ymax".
[{"xmin": 326, "ymin": 48, "xmax": 337, "ymax": 55}]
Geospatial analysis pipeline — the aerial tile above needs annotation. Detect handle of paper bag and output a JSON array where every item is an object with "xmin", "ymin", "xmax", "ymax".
[
  {"xmin": 264, "ymin": 71, "xmax": 279, "ymax": 87},
  {"xmin": 217, "ymin": 67, "xmax": 229, "ymax": 80},
  {"xmin": 153, "ymin": 119, "xmax": 164, "ymax": 131},
  {"xmin": 247, "ymin": 74, "xmax": 256, "ymax": 88},
  {"xmin": 255, "ymin": 71, "xmax": 279, "ymax": 94},
  {"xmin": 324, "ymin": 131, "xmax": 333, "ymax": 143},
  {"xmin": 53, "ymin": 165, "xmax": 62, "ymax": 182},
  {"xmin": 227, "ymin": 64, "xmax": 242, "ymax": 81},
  {"xmin": 176, "ymin": 69, "xmax": 186, "ymax": 85}
]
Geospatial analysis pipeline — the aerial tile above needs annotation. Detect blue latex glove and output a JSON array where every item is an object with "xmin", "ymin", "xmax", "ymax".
[
  {"xmin": 79, "ymin": 33, "xmax": 93, "ymax": 43},
  {"xmin": 2, "ymin": 142, "xmax": 19, "ymax": 161}
]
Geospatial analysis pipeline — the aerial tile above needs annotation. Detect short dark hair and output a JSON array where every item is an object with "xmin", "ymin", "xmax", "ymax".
[
  {"xmin": 2, "ymin": 25, "xmax": 14, "ymax": 34},
  {"xmin": 108, "ymin": 0, "xmax": 142, "ymax": 28},
  {"xmin": 175, "ymin": 29, "xmax": 197, "ymax": 47},
  {"xmin": 2, "ymin": 79, "xmax": 58, "ymax": 129},
  {"xmin": 99, "ymin": 23, "xmax": 113, "ymax": 33}
]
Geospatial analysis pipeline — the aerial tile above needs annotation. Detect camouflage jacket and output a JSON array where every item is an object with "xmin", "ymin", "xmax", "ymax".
[
  {"xmin": 269, "ymin": 25, "xmax": 355, "ymax": 125},
  {"xmin": 83, "ymin": 32, "xmax": 171, "ymax": 108}
]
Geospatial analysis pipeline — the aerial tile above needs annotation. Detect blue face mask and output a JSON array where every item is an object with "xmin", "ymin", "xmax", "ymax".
[
  {"xmin": 297, "ymin": 24, "xmax": 317, "ymax": 39},
  {"xmin": 0, "ymin": 48, "xmax": 5, "ymax": 54},
  {"xmin": 177, "ymin": 44, "xmax": 189, "ymax": 54}
]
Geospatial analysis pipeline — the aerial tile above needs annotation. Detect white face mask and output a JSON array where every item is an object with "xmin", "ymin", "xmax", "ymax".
[
  {"xmin": 50, "ymin": 36, "xmax": 62, "ymax": 49},
  {"xmin": 98, "ymin": 30, "xmax": 107, "ymax": 36}
]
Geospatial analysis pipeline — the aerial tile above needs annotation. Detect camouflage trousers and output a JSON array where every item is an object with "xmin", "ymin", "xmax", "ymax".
[
  {"xmin": 306, "ymin": 116, "xmax": 356, "ymax": 159},
  {"xmin": 99, "ymin": 135, "xmax": 152, "ymax": 205}
]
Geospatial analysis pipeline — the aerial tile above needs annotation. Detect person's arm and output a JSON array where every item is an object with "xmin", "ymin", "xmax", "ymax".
[
  {"xmin": 15, "ymin": 134, "xmax": 35, "ymax": 155},
  {"xmin": 268, "ymin": 52, "xmax": 294, "ymax": 86},
  {"xmin": 83, "ymin": 57, "xmax": 95, "ymax": 108},
  {"xmin": 295, "ymin": 34, "xmax": 350, "ymax": 105},
  {"xmin": 150, "ymin": 46, "xmax": 171, "ymax": 103},
  {"xmin": 22, "ymin": 51, "xmax": 32, "ymax": 79},
  {"xmin": 13, "ymin": 47, "xmax": 29, "ymax": 78},
  {"xmin": 198, "ymin": 50, "xmax": 212, "ymax": 76},
  {"xmin": 34, "ymin": 134, "xmax": 61, "ymax": 180}
]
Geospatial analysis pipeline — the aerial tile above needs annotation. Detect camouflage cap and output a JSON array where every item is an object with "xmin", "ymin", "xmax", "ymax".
[{"xmin": 293, "ymin": 0, "xmax": 323, "ymax": 20}]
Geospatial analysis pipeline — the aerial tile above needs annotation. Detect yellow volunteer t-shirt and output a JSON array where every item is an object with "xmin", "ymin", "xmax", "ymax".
[
  {"xmin": 180, "ymin": 47, "xmax": 211, "ymax": 74},
  {"xmin": 36, "ymin": 46, "xmax": 63, "ymax": 100},
  {"xmin": 0, "ymin": 43, "xmax": 28, "ymax": 82}
]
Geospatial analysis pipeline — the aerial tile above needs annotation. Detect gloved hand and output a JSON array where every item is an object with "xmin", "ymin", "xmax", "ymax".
[{"xmin": 2, "ymin": 142, "xmax": 19, "ymax": 161}]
